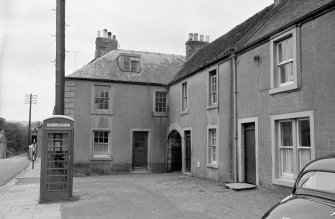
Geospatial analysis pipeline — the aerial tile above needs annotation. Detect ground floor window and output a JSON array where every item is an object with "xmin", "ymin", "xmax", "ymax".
[
  {"xmin": 207, "ymin": 126, "xmax": 218, "ymax": 167},
  {"xmin": 92, "ymin": 131, "xmax": 110, "ymax": 158},
  {"xmin": 272, "ymin": 111, "xmax": 314, "ymax": 186}
]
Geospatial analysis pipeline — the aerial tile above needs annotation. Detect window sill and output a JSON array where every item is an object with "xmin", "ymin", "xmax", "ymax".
[
  {"xmin": 272, "ymin": 177, "xmax": 295, "ymax": 188},
  {"xmin": 90, "ymin": 156, "xmax": 113, "ymax": 161},
  {"xmin": 269, "ymin": 83, "xmax": 298, "ymax": 95},
  {"xmin": 153, "ymin": 112, "xmax": 168, "ymax": 117},
  {"xmin": 207, "ymin": 104, "xmax": 218, "ymax": 110},
  {"xmin": 207, "ymin": 163, "xmax": 218, "ymax": 169},
  {"xmin": 180, "ymin": 110, "xmax": 189, "ymax": 115},
  {"xmin": 91, "ymin": 110, "xmax": 113, "ymax": 115}
]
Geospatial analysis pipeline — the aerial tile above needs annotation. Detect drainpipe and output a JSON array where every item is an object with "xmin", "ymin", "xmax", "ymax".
[{"xmin": 231, "ymin": 52, "xmax": 238, "ymax": 183}]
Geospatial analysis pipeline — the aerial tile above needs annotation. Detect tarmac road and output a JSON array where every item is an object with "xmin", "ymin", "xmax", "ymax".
[
  {"xmin": 62, "ymin": 173, "xmax": 288, "ymax": 219},
  {"xmin": 0, "ymin": 155, "xmax": 29, "ymax": 187}
]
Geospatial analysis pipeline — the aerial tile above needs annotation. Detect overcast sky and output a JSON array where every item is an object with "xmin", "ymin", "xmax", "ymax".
[{"xmin": 0, "ymin": 0, "xmax": 273, "ymax": 122}]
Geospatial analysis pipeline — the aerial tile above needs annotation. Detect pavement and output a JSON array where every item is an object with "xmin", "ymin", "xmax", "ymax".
[
  {"xmin": 0, "ymin": 159, "xmax": 61, "ymax": 219},
  {"xmin": 0, "ymin": 160, "xmax": 288, "ymax": 219},
  {"xmin": 0, "ymin": 155, "xmax": 29, "ymax": 187}
]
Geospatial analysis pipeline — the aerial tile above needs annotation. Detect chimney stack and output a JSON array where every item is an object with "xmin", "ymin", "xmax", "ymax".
[
  {"xmin": 95, "ymin": 28, "xmax": 118, "ymax": 59},
  {"xmin": 185, "ymin": 32, "xmax": 210, "ymax": 60}
]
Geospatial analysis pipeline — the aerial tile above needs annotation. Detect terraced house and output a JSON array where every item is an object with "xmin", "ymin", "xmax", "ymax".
[
  {"xmin": 168, "ymin": 0, "xmax": 335, "ymax": 190},
  {"xmin": 65, "ymin": 0, "xmax": 335, "ymax": 191}
]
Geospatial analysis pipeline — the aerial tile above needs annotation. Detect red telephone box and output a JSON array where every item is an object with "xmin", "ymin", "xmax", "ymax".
[{"xmin": 40, "ymin": 115, "xmax": 74, "ymax": 202}]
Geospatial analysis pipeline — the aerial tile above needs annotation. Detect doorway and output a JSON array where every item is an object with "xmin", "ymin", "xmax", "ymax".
[
  {"xmin": 184, "ymin": 130, "xmax": 191, "ymax": 173},
  {"xmin": 243, "ymin": 123, "xmax": 256, "ymax": 184},
  {"xmin": 132, "ymin": 132, "xmax": 148, "ymax": 171},
  {"xmin": 167, "ymin": 130, "xmax": 182, "ymax": 172}
]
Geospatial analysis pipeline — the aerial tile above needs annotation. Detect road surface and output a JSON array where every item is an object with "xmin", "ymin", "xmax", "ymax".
[{"xmin": 0, "ymin": 155, "xmax": 29, "ymax": 187}]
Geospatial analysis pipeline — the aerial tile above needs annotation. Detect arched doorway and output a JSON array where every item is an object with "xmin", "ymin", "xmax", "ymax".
[{"xmin": 167, "ymin": 130, "xmax": 182, "ymax": 172}]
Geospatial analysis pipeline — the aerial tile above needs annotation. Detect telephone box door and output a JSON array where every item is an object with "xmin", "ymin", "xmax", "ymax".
[
  {"xmin": 40, "ymin": 116, "xmax": 74, "ymax": 202},
  {"xmin": 44, "ymin": 131, "xmax": 72, "ymax": 199}
]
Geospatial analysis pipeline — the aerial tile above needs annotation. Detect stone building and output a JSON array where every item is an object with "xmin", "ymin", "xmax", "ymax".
[
  {"xmin": 65, "ymin": 0, "xmax": 335, "ymax": 191},
  {"xmin": 168, "ymin": 0, "xmax": 335, "ymax": 190},
  {"xmin": 65, "ymin": 29, "xmax": 185, "ymax": 173}
]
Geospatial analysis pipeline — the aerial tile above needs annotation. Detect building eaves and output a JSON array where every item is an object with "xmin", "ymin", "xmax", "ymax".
[
  {"xmin": 236, "ymin": 0, "xmax": 335, "ymax": 54},
  {"xmin": 169, "ymin": 4, "xmax": 274, "ymax": 85}
]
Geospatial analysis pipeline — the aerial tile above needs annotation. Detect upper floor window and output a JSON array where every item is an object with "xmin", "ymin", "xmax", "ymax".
[
  {"xmin": 122, "ymin": 56, "xmax": 139, "ymax": 72},
  {"xmin": 94, "ymin": 85, "xmax": 110, "ymax": 110},
  {"xmin": 181, "ymin": 82, "xmax": 188, "ymax": 112},
  {"xmin": 155, "ymin": 91, "xmax": 167, "ymax": 113},
  {"xmin": 270, "ymin": 28, "xmax": 298, "ymax": 94},
  {"xmin": 209, "ymin": 70, "xmax": 217, "ymax": 105}
]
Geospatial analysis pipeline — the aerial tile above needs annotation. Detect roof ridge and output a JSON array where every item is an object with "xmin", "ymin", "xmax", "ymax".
[{"xmin": 118, "ymin": 49, "xmax": 185, "ymax": 57}]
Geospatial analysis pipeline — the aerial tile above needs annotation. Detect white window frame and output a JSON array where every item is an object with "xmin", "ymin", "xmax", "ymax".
[
  {"xmin": 91, "ymin": 129, "xmax": 111, "ymax": 159},
  {"xmin": 271, "ymin": 111, "xmax": 315, "ymax": 187},
  {"xmin": 153, "ymin": 90, "xmax": 168, "ymax": 116},
  {"xmin": 208, "ymin": 69, "xmax": 218, "ymax": 107},
  {"xmin": 181, "ymin": 81, "xmax": 188, "ymax": 113},
  {"xmin": 121, "ymin": 56, "xmax": 140, "ymax": 72},
  {"xmin": 94, "ymin": 85, "xmax": 110, "ymax": 110},
  {"xmin": 207, "ymin": 125, "xmax": 218, "ymax": 168},
  {"xmin": 269, "ymin": 28, "xmax": 298, "ymax": 94},
  {"xmin": 91, "ymin": 84, "xmax": 113, "ymax": 115}
]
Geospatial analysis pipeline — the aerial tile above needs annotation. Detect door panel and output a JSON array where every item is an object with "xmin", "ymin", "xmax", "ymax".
[
  {"xmin": 244, "ymin": 123, "xmax": 256, "ymax": 184},
  {"xmin": 44, "ymin": 131, "xmax": 71, "ymax": 198},
  {"xmin": 185, "ymin": 131, "xmax": 191, "ymax": 172},
  {"xmin": 133, "ymin": 132, "xmax": 148, "ymax": 169}
]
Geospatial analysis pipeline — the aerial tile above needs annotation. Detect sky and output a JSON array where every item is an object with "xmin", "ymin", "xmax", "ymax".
[{"xmin": 0, "ymin": 0, "xmax": 273, "ymax": 122}]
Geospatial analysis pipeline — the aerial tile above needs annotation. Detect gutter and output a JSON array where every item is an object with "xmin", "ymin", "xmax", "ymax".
[
  {"xmin": 231, "ymin": 52, "xmax": 238, "ymax": 183},
  {"xmin": 65, "ymin": 77, "xmax": 168, "ymax": 88}
]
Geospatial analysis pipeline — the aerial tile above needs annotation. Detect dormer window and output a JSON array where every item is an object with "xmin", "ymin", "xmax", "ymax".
[{"xmin": 121, "ymin": 55, "xmax": 140, "ymax": 72}]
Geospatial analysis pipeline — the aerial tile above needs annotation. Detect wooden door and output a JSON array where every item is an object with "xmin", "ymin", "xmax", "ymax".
[
  {"xmin": 244, "ymin": 123, "xmax": 256, "ymax": 184},
  {"xmin": 132, "ymin": 132, "xmax": 148, "ymax": 170},
  {"xmin": 185, "ymin": 131, "xmax": 191, "ymax": 172}
]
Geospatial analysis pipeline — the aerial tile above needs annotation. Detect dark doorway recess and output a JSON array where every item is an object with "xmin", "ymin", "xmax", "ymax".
[
  {"xmin": 167, "ymin": 131, "xmax": 182, "ymax": 172},
  {"xmin": 244, "ymin": 123, "xmax": 256, "ymax": 184}
]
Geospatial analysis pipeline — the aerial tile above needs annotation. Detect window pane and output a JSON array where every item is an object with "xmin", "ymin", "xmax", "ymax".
[
  {"xmin": 131, "ymin": 60, "xmax": 138, "ymax": 71},
  {"xmin": 298, "ymin": 171, "xmax": 335, "ymax": 193},
  {"xmin": 278, "ymin": 42, "xmax": 283, "ymax": 63},
  {"xmin": 299, "ymin": 120, "xmax": 310, "ymax": 147},
  {"xmin": 286, "ymin": 37, "xmax": 293, "ymax": 60},
  {"xmin": 123, "ymin": 56, "xmax": 130, "ymax": 70},
  {"xmin": 281, "ymin": 148, "xmax": 293, "ymax": 175},
  {"xmin": 298, "ymin": 148, "xmax": 311, "ymax": 170},
  {"xmin": 280, "ymin": 121, "xmax": 292, "ymax": 146}
]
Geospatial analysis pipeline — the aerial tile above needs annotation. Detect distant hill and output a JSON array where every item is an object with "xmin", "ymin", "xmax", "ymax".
[{"xmin": 7, "ymin": 121, "xmax": 42, "ymax": 128}]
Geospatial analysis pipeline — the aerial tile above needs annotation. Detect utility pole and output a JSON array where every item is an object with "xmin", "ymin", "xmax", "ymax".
[
  {"xmin": 55, "ymin": 0, "xmax": 65, "ymax": 115},
  {"xmin": 24, "ymin": 94, "xmax": 37, "ymax": 146}
]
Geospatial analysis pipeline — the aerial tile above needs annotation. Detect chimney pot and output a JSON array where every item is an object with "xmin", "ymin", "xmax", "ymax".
[
  {"xmin": 108, "ymin": 32, "xmax": 112, "ymax": 39},
  {"xmin": 205, "ymin": 35, "xmax": 210, "ymax": 43},
  {"xmin": 194, "ymin": 33, "xmax": 198, "ymax": 41},
  {"xmin": 188, "ymin": 33, "xmax": 193, "ymax": 41},
  {"xmin": 103, "ymin": 29, "xmax": 108, "ymax": 38},
  {"xmin": 113, "ymin": 35, "xmax": 116, "ymax": 40},
  {"xmin": 200, "ymin": 35, "xmax": 204, "ymax": 41},
  {"xmin": 97, "ymin": 30, "xmax": 101, "ymax": 37}
]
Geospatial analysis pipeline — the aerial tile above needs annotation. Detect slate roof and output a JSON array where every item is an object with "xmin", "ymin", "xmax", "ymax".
[
  {"xmin": 66, "ymin": 49, "xmax": 185, "ymax": 85},
  {"xmin": 171, "ymin": 0, "xmax": 335, "ymax": 85},
  {"xmin": 243, "ymin": 0, "xmax": 335, "ymax": 47},
  {"xmin": 170, "ymin": 5, "xmax": 274, "ymax": 84}
]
